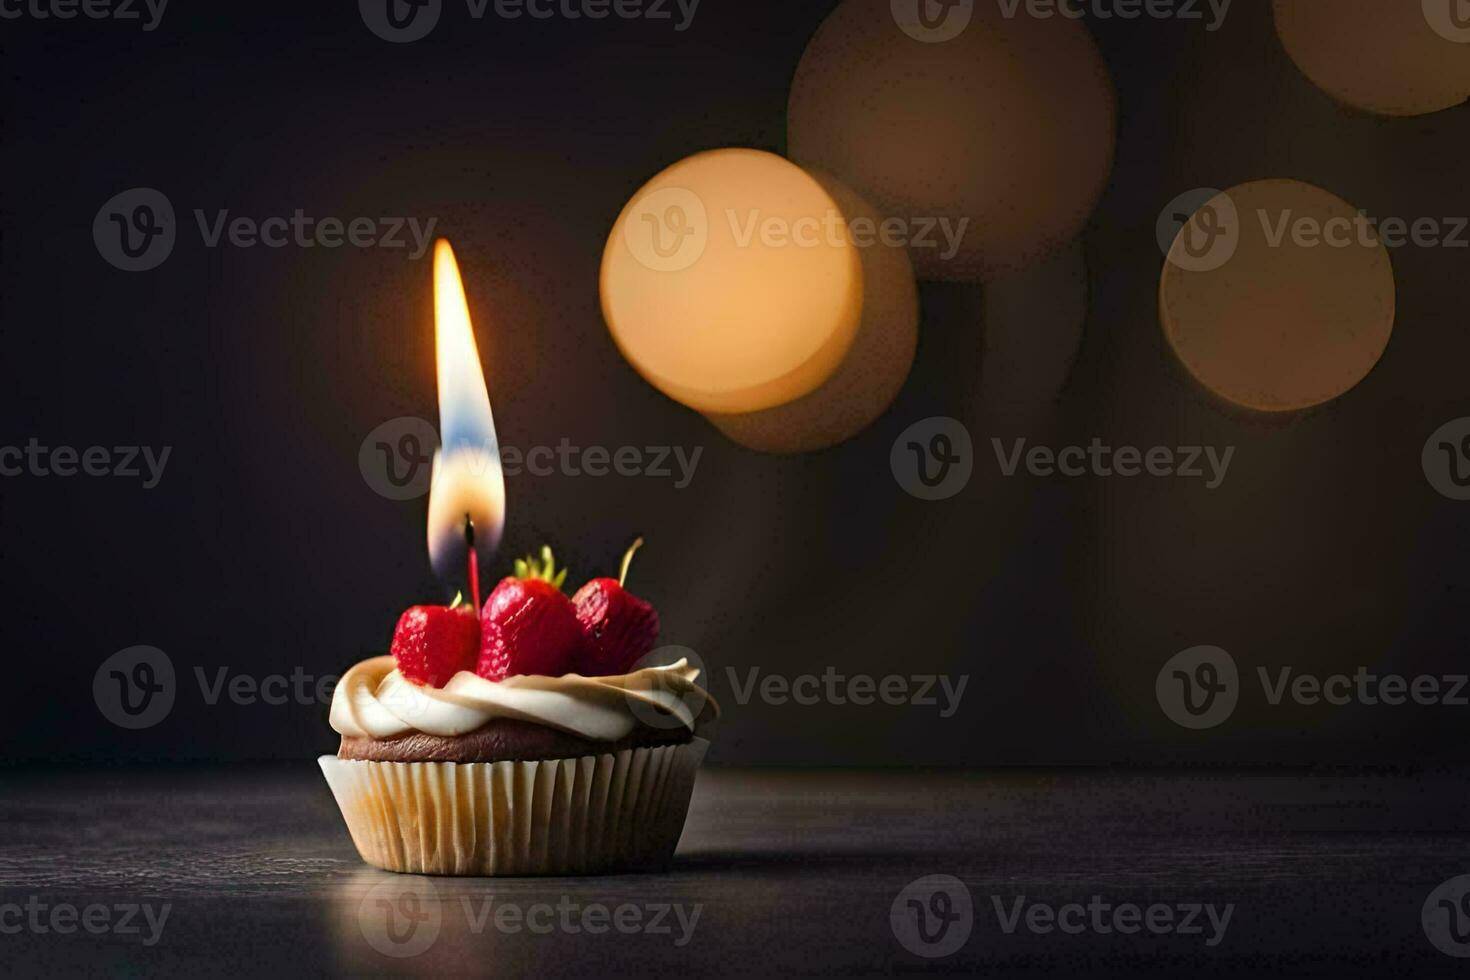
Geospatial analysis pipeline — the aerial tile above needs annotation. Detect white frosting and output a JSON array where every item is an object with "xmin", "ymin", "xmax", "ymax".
[{"xmin": 329, "ymin": 655, "xmax": 713, "ymax": 741}]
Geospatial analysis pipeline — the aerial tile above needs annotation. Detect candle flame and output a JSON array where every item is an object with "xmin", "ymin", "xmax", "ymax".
[{"xmin": 426, "ymin": 239, "xmax": 505, "ymax": 594}]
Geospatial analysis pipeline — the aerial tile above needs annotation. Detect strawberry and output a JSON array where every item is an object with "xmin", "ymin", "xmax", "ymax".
[
  {"xmin": 571, "ymin": 538, "xmax": 660, "ymax": 676},
  {"xmin": 390, "ymin": 601, "xmax": 479, "ymax": 687},
  {"xmin": 476, "ymin": 545, "xmax": 583, "ymax": 681}
]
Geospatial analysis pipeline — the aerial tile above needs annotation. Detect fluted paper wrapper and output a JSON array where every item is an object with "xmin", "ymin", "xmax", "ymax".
[{"xmin": 318, "ymin": 738, "xmax": 708, "ymax": 876}]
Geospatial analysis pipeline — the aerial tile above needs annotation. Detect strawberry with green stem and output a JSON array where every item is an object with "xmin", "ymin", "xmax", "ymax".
[
  {"xmin": 391, "ymin": 593, "xmax": 479, "ymax": 687},
  {"xmin": 476, "ymin": 545, "xmax": 584, "ymax": 680},
  {"xmin": 572, "ymin": 538, "xmax": 660, "ymax": 676}
]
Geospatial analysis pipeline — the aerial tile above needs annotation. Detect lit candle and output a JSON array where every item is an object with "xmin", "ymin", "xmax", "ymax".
[{"xmin": 425, "ymin": 239, "xmax": 505, "ymax": 603}]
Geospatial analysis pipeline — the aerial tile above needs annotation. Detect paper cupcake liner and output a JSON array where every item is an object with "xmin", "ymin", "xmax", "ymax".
[{"xmin": 318, "ymin": 738, "xmax": 708, "ymax": 876}]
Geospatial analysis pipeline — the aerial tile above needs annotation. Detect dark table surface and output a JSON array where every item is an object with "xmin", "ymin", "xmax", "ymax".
[{"xmin": 1, "ymin": 766, "xmax": 1468, "ymax": 977}]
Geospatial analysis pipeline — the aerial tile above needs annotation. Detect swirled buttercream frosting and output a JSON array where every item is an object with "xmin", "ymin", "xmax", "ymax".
[{"xmin": 329, "ymin": 655, "xmax": 713, "ymax": 742}]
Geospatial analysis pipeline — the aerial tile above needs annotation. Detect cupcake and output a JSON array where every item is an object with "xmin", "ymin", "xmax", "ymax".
[{"xmin": 319, "ymin": 541, "xmax": 717, "ymax": 876}]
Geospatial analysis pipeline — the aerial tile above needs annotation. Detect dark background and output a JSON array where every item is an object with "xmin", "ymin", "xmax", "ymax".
[{"xmin": 2, "ymin": 0, "xmax": 1467, "ymax": 767}]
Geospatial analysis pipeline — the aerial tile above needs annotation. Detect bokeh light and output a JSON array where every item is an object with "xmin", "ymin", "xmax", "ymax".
[
  {"xmin": 705, "ymin": 172, "xmax": 918, "ymax": 453},
  {"xmin": 1160, "ymin": 179, "xmax": 1395, "ymax": 412},
  {"xmin": 1273, "ymin": 0, "xmax": 1470, "ymax": 116},
  {"xmin": 787, "ymin": 0, "xmax": 1115, "ymax": 282},
  {"xmin": 601, "ymin": 148, "xmax": 863, "ymax": 414}
]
